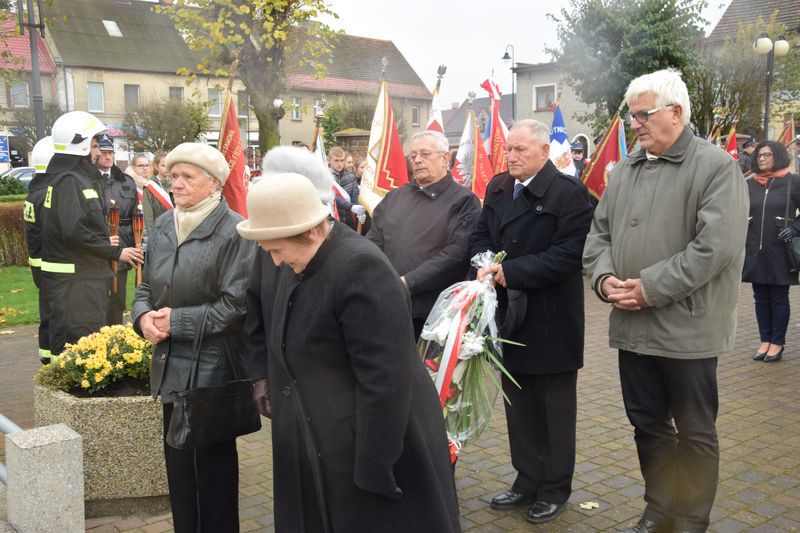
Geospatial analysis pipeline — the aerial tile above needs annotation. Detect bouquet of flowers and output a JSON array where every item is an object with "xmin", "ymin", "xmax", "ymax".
[
  {"xmin": 418, "ymin": 251, "xmax": 521, "ymax": 460},
  {"xmin": 36, "ymin": 324, "xmax": 152, "ymax": 394}
]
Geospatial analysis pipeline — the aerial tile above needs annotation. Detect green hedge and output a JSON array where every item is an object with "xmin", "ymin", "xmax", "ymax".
[
  {"xmin": 0, "ymin": 201, "xmax": 27, "ymax": 266},
  {"xmin": 0, "ymin": 194, "xmax": 26, "ymax": 203}
]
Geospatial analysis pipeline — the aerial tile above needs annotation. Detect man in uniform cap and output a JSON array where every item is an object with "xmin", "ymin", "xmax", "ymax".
[
  {"xmin": 739, "ymin": 138, "xmax": 756, "ymax": 176},
  {"xmin": 96, "ymin": 133, "xmax": 140, "ymax": 325},
  {"xmin": 570, "ymin": 142, "xmax": 586, "ymax": 178}
]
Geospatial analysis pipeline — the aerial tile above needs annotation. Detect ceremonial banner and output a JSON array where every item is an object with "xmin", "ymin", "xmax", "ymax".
[
  {"xmin": 218, "ymin": 91, "xmax": 248, "ymax": 216},
  {"xmin": 359, "ymin": 81, "xmax": 408, "ymax": 215},
  {"xmin": 452, "ymin": 109, "xmax": 493, "ymax": 201},
  {"xmin": 426, "ymin": 86, "xmax": 445, "ymax": 133},
  {"xmin": 777, "ymin": 119, "xmax": 796, "ymax": 172},
  {"xmin": 480, "ymin": 79, "xmax": 507, "ymax": 175},
  {"xmin": 549, "ymin": 104, "xmax": 577, "ymax": 177},
  {"xmin": 581, "ymin": 114, "xmax": 627, "ymax": 200},
  {"xmin": 724, "ymin": 125, "xmax": 738, "ymax": 160}
]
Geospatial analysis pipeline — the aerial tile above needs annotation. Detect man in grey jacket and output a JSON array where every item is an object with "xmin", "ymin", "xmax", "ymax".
[{"xmin": 583, "ymin": 69, "xmax": 747, "ymax": 533}]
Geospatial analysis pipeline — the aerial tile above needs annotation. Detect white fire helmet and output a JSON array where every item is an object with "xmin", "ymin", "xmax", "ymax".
[
  {"xmin": 32, "ymin": 136, "xmax": 55, "ymax": 174},
  {"xmin": 51, "ymin": 111, "xmax": 106, "ymax": 157}
]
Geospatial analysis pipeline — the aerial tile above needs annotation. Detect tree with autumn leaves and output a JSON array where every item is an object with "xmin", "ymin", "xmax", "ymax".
[{"xmin": 156, "ymin": 0, "xmax": 340, "ymax": 152}]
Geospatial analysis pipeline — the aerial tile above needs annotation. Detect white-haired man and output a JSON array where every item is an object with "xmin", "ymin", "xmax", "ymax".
[
  {"xmin": 367, "ymin": 130, "xmax": 481, "ymax": 339},
  {"xmin": 471, "ymin": 119, "xmax": 593, "ymax": 525},
  {"xmin": 583, "ymin": 69, "xmax": 748, "ymax": 533}
]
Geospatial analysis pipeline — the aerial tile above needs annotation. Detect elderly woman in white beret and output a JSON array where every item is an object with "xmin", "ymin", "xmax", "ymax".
[
  {"xmin": 132, "ymin": 142, "xmax": 255, "ymax": 533},
  {"xmin": 237, "ymin": 172, "xmax": 460, "ymax": 533}
]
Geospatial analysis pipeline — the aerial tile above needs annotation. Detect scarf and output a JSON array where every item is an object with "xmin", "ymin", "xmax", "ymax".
[
  {"xmin": 173, "ymin": 191, "xmax": 221, "ymax": 246},
  {"xmin": 753, "ymin": 167, "xmax": 790, "ymax": 186}
]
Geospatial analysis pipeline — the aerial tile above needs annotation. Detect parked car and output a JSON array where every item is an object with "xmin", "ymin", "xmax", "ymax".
[{"xmin": 0, "ymin": 166, "xmax": 35, "ymax": 188}]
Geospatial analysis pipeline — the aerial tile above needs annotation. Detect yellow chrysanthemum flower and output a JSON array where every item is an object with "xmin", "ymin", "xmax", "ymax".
[{"xmin": 81, "ymin": 379, "xmax": 90, "ymax": 389}]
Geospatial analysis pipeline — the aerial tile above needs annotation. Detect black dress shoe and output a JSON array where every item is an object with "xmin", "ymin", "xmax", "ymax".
[
  {"xmin": 764, "ymin": 346, "xmax": 784, "ymax": 362},
  {"xmin": 752, "ymin": 350, "xmax": 767, "ymax": 360},
  {"xmin": 490, "ymin": 490, "xmax": 534, "ymax": 510},
  {"xmin": 526, "ymin": 501, "xmax": 566, "ymax": 524},
  {"xmin": 618, "ymin": 517, "xmax": 666, "ymax": 533}
]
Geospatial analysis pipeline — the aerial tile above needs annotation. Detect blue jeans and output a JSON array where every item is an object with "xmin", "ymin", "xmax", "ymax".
[{"xmin": 752, "ymin": 283, "xmax": 790, "ymax": 345}]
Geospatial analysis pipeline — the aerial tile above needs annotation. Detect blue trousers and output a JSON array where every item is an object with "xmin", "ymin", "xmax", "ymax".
[{"xmin": 752, "ymin": 283, "xmax": 790, "ymax": 345}]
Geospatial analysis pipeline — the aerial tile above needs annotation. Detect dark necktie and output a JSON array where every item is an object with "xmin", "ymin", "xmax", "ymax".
[{"xmin": 513, "ymin": 182, "xmax": 525, "ymax": 200}]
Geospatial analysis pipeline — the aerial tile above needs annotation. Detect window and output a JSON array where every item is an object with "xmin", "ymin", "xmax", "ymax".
[
  {"xmin": 479, "ymin": 114, "xmax": 487, "ymax": 133},
  {"xmin": 291, "ymin": 97, "xmax": 301, "ymax": 121},
  {"xmin": 169, "ymin": 86, "xmax": 184, "ymax": 101},
  {"xmin": 10, "ymin": 81, "xmax": 29, "ymax": 108},
  {"xmin": 535, "ymin": 85, "xmax": 556, "ymax": 112},
  {"xmin": 411, "ymin": 106, "xmax": 420, "ymax": 127},
  {"xmin": 237, "ymin": 90, "xmax": 249, "ymax": 117},
  {"xmin": 124, "ymin": 84, "xmax": 139, "ymax": 112},
  {"xmin": 87, "ymin": 82, "xmax": 104, "ymax": 113},
  {"xmin": 102, "ymin": 20, "xmax": 123, "ymax": 38},
  {"xmin": 207, "ymin": 89, "xmax": 221, "ymax": 116}
]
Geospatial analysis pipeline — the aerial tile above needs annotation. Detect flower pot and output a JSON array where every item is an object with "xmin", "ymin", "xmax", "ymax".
[{"xmin": 33, "ymin": 384, "xmax": 169, "ymax": 518}]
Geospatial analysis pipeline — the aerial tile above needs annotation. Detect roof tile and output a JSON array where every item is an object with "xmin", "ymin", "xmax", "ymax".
[{"xmin": 0, "ymin": 19, "xmax": 57, "ymax": 74}]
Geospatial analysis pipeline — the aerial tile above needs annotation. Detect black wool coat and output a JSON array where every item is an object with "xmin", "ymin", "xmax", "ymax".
[
  {"xmin": 470, "ymin": 161, "xmax": 594, "ymax": 374},
  {"xmin": 252, "ymin": 222, "xmax": 460, "ymax": 533},
  {"xmin": 742, "ymin": 172, "xmax": 800, "ymax": 286}
]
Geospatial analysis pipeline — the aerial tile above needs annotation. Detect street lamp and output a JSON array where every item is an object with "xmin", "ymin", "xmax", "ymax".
[
  {"xmin": 501, "ymin": 44, "xmax": 515, "ymax": 121},
  {"xmin": 753, "ymin": 33, "xmax": 791, "ymax": 140}
]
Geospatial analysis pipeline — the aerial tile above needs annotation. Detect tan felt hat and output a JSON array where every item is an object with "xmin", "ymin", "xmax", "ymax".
[
  {"xmin": 237, "ymin": 172, "xmax": 330, "ymax": 241},
  {"xmin": 165, "ymin": 142, "xmax": 231, "ymax": 185}
]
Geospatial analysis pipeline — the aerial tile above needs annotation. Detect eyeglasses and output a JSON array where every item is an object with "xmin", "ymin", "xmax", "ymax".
[
  {"xmin": 409, "ymin": 150, "xmax": 445, "ymax": 160},
  {"xmin": 134, "ymin": 164, "xmax": 150, "ymax": 168},
  {"xmin": 757, "ymin": 152, "xmax": 774, "ymax": 159},
  {"xmin": 624, "ymin": 104, "xmax": 674, "ymax": 125}
]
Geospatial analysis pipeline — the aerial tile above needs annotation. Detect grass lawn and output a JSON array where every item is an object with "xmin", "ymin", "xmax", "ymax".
[{"xmin": 0, "ymin": 266, "xmax": 138, "ymax": 328}]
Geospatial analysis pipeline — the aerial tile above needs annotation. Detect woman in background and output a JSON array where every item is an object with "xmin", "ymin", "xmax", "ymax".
[{"xmin": 742, "ymin": 140, "xmax": 800, "ymax": 362}]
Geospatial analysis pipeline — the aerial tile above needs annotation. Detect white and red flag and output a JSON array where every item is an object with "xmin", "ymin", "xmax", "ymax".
[
  {"xmin": 218, "ymin": 90, "xmax": 248, "ymax": 217},
  {"xmin": 452, "ymin": 108, "xmax": 493, "ymax": 201},
  {"xmin": 480, "ymin": 78, "xmax": 508, "ymax": 175},
  {"xmin": 426, "ymin": 83, "xmax": 445, "ymax": 133},
  {"xmin": 359, "ymin": 80, "xmax": 409, "ymax": 215}
]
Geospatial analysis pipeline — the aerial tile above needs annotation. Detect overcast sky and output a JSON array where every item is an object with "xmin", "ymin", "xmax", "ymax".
[{"xmin": 322, "ymin": 0, "xmax": 732, "ymax": 107}]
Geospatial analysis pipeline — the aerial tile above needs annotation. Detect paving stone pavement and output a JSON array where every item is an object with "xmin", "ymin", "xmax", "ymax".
[{"xmin": 1, "ymin": 279, "xmax": 799, "ymax": 532}]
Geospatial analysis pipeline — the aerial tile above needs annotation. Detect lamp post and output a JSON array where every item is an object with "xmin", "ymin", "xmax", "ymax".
[
  {"xmin": 17, "ymin": 0, "xmax": 46, "ymax": 141},
  {"xmin": 501, "ymin": 44, "xmax": 515, "ymax": 121},
  {"xmin": 753, "ymin": 33, "xmax": 791, "ymax": 140}
]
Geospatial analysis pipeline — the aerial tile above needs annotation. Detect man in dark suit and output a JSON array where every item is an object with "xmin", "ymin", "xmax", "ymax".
[{"xmin": 470, "ymin": 118, "xmax": 593, "ymax": 525}]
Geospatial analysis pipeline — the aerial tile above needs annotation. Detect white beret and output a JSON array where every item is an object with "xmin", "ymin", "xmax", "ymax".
[{"xmin": 165, "ymin": 142, "xmax": 231, "ymax": 185}]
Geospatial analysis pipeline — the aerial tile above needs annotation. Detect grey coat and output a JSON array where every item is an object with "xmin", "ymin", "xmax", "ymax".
[
  {"xmin": 132, "ymin": 199, "xmax": 256, "ymax": 402},
  {"xmin": 583, "ymin": 128, "xmax": 748, "ymax": 359}
]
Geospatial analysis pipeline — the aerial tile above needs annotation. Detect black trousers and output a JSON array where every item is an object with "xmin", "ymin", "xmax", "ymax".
[
  {"xmin": 43, "ymin": 275, "xmax": 108, "ymax": 356},
  {"xmin": 503, "ymin": 370, "xmax": 577, "ymax": 504},
  {"xmin": 752, "ymin": 283, "xmax": 790, "ymax": 345},
  {"xmin": 619, "ymin": 351, "xmax": 719, "ymax": 533},
  {"xmin": 162, "ymin": 403, "xmax": 240, "ymax": 533},
  {"xmin": 33, "ymin": 269, "xmax": 52, "ymax": 362},
  {"xmin": 106, "ymin": 269, "xmax": 128, "ymax": 326}
]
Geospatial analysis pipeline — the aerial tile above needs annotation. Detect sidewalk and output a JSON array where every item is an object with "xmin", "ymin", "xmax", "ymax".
[{"xmin": 2, "ymin": 280, "xmax": 800, "ymax": 532}]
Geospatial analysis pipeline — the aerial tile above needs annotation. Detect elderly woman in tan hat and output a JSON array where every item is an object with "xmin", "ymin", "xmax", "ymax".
[
  {"xmin": 132, "ymin": 142, "xmax": 255, "ymax": 533},
  {"xmin": 237, "ymin": 172, "xmax": 460, "ymax": 533}
]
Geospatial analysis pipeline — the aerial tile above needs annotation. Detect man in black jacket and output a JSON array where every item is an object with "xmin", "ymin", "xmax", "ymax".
[
  {"xmin": 24, "ymin": 137, "xmax": 56, "ymax": 363},
  {"xmin": 96, "ymin": 133, "xmax": 140, "ymax": 325},
  {"xmin": 471, "ymin": 119, "xmax": 593, "ymax": 525},
  {"xmin": 367, "ymin": 130, "xmax": 481, "ymax": 339},
  {"xmin": 40, "ymin": 111, "xmax": 143, "ymax": 357}
]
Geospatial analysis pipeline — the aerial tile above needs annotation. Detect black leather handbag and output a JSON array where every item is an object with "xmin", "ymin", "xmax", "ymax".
[
  {"xmin": 166, "ymin": 306, "xmax": 262, "ymax": 449},
  {"xmin": 782, "ymin": 177, "xmax": 800, "ymax": 273}
]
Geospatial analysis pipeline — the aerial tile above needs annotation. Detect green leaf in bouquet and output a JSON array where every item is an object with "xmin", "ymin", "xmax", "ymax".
[
  {"xmin": 486, "ymin": 335, "xmax": 526, "ymax": 347},
  {"xmin": 483, "ymin": 345, "xmax": 521, "ymax": 390}
]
